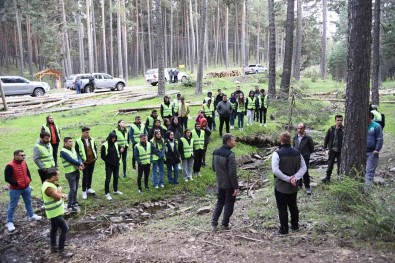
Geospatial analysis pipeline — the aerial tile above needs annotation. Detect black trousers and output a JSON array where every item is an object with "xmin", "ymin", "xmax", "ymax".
[
  {"xmin": 206, "ymin": 116, "xmax": 213, "ymax": 130},
  {"xmin": 326, "ymin": 150, "xmax": 341, "ymax": 179},
  {"xmin": 137, "ymin": 164, "xmax": 151, "ymax": 190},
  {"xmin": 51, "ymin": 143, "xmax": 59, "ymax": 167},
  {"xmin": 298, "ymin": 157, "xmax": 310, "ymax": 188},
  {"xmin": 211, "ymin": 188, "xmax": 236, "ymax": 227},
  {"xmin": 193, "ymin": 149, "xmax": 204, "ymax": 173},
  {"xmin": 132, "ymin": 143, "xmax": 137, "ymax": 169},
  {"xmin": 82, "ymin": 161, "xmax": 95, "ymax": 191},
  {"xmin": 105, "ymin": 165, "xmax": 119, "ymax": 194},
  {"xmin": 179, "ymin": 116, "xmax": 188, "ymax": 131},
  {"xmin": 50, "ymin": 215, "xmax": 69, "ymax": 252},
  {"xmin": 38, "ymin": 169, "xmax": 47, "ymax": 184},
  {"xmin": 259, "ymin": 108, "xmax": 267, "ymax": 124},
  {"xmin": 120, "ymin": 148, "xmax": 128, "ymax": 176},
  {"xmin": 275, "ymin": 188, "xmax": 299, "ymax": 233},
  {"xmin": 219, "ymin": 116, "xmax": 230, "ymax": 137}
]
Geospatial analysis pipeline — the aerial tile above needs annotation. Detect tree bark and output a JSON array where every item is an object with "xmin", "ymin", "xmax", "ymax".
[
  {"xmin": 340, "ymin": 0, "xmax": 372, "ymax": 177},
  {"xmin": 109, "ymin": 0, "xmax": 114, "ymax": 75},
  {"xmin": 60, "ymin": 0, "xmax": 72, "ymax": 76},
  {"xmin": 371, "ymin": 0, "xmax": 380, "ymax": 105},
  {"xmin": 77, "ymin": 4, "xmax": 85, "ymax": 73},
  {"xmin": 241, "ymin": 1, "xmax": 246, "ymax": 67},
  {"xmin": 121, "ymin": 0, "xmax": 128, "ymax": 81},
  {"xmin": 268, "ymin": 0, "xmax": 276, "ymax": 98},
  {"xmin": 116, "ymin": 0, "xmax": 123, "ymax": 77},
  {"xmin": 26, "ymin": 15, "xmax": 33, "ymax": 79},
  {"xmin": 147, "ymin": 0, "xmax": 153, "ymax": 69},
  {"xmin": 280, "ymin": 0, "xmax": 295, "ymax": 99},
  {"xmin": 196, "ymin": 0, "xmax": 208, "ymax": 96},
  {"xmin": 256, "ymin": 5, "xmax": 262, "ymax": 64},
  {"xmin": 170, "ymin": 1, "xmax": 173, "ymax": 67},
  {"xmin": 320, "ymin": 0, "xmax": 327, "ymax": 80},
  {"xmin": 14, "ymin": 0, "xmax": 24, "ymax": 77},
  {"xmin": 189, "ymin": 0, "xmax": 195, "ymax": 73},
  {"xmin": 156, "ymin": 0, "xmax": 165, "ymax": 97},
  {"xmin": 292, "ymin": 0, "xmax": 302, "ymax": 80},
  {"xmin": 91, "ymin": 1, "xmax": 98, "ymax": 72},
  {"xmin": 225, "ymin": 6, "xmax": 229, "ymax": 68},
  {"xmin": 101, "ymin": 0, "xmax": 107, "ymax": 73},
  {"xmin": 86, "ymin": 0, "xmax": 94, "ymax": 73}
]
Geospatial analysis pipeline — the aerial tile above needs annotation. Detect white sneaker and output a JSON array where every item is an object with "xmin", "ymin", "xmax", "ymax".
[
  {"xmin": 82, "ymin": 191, "xmax": 87, "ymax": 200},
  {"xmin": 189, "ymin": 177, "xmax": 194, "ymax": 181},
  {"xmin": 105, "ymin": 193, "xmax": 112, "ymax": 200},
  {"xmin": 160, "ymin": 184, "xmax": 165, "ymax": 188},
  {"xmin": 260, "ymin": 123, "xmax": 262, "ymax": 126},
  {"xmin": 6, "ymin": 222, "xmax": 15, "ymax": 232},
  {"xmin": 264, "ymin": 124, "xmax": 267, "ymax": 127},
  {"xmin": 87, "ymin": 188, "xmax": 95, "ymax": 194},
  {"xmin": 198, "ymin": 172, "xmax": 202, "ymax": 177},
  {"xmin": 29, "ymin": 214, "xmax": 42, "ymax": 221},
  {"xmin": 155, "ymin": 185, "xmax": 159, "ymax": 189},
  {"xmin": 114, "ymin": 191, "xmax": 123, "ymax": 195},
  {"xmin": 184, "ymin": 178, "xmax": 189, "ymax": 182}
]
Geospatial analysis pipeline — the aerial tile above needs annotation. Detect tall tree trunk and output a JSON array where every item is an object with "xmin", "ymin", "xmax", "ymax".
[
  {"xmin": 241, "ymin": 1, "xmax": 246, "ymax": 66},
  {"xmin": 280, "ymin": 0, "xmax": 295, "ymax": 99},
  {"xmin": 195, "ymin": 0, "xmax": 199, "ymax": 59},
  {"xmin": 188, "ymin": 0, "xmax": 195, "ymax": 73},
  {"xmin": 121, "ymin": 0, "xmax": 128, "ymax": 81},
  {"xmin": 109, "ymin": 0, "xmax": 114, "ymax": 75},
  {"xmin": 164, "ymin": 9, "xmax": 168, "ymax": 67},
  {"xmin": 77, "ymin": 1, "xmax": 85, "ymax": 73},
  {"xmin": 139, "ymin": 1, "xmax": 146, "ymax": 73},
  {"xmin": 26, "ymin": 15, "xmax": 33, "ymax": 79},
  {"xmin": 268, "ymin": 0, "xmax": 276, "ymax": 97},
  {"xmin": 134, "ymin": 0, "xmax": 140, "ymax": 76},
  {"xmin": 14, "ymin": 0, "xmax": 24, "ymax": 77},
  {"xmin": 147, "ymin": 0, "xmax": 153, "ymax": 68},
  {"xmin": 340, "ymin": 0, "xmax": 372, "ymax": 177},
  {"xmin": 214, "ymin": 0, "xmax": 220, "ymax": 67},
  {"xmin": 320, "ymin": 0, "xmax": 327, "ymax": 79},
  {"xmin": 117, "ymin": 0, "xmax": 123, "ymax": 77},
  {"xmin": 256, "ymin": 5, "xmax": 262, "ymax": 64},
  {"xmin": 91, "ymin": 1, "xmax": 98, "ymax": 72},
  {"xmin": 371, "ymin": 0, "xmax": 380, "ymax": 105},
  {"xmin": 101, "ymin": 0, "xmax": 107, "ymax": 73},
  {"xmin": 156, "ymin": 0, "xmax": 165, "ymax": 97},
  {"xmin": 234, "ymin": 6, "xmax": 238, "ymax": 65},
  {"xmin": 196, "ymin": 0, "xmax": 208, "ymax": 96},
  {"xmin": 225, "ymin": 6, "xmax": 229, "ymax": 68},
  {"xmin": 86, "ymin": 0, "xmax": 94, "ymax": 73},
  {"xmin": 292, "ymin": 0, "xmax": 302, "ymax": 80},
  {"xmin": 170, "ymin": 2, "xmax": 173, "ymax": 67},
  {"xmin": 60, "ymin": 0, "xmax": 72, "ymax": 76}
]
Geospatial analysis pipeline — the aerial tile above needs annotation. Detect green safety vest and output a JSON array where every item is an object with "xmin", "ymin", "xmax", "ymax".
[
  {"xmin": 180, "ymin": 137, "xmax": 194, "ymax": 158},
  {"xmin": 130, "ymin": 123, "xmax": 145, "ymax": 143},
  {"xmin": 75, "ymin": 137, "xmax": 97, "ymax": 162},
  {"xmin": 150, "ymin": 138, "xmax": 165, "ymax": 161},
  {"xmin": 60, "ymin": 147, "xmax": 79, "ymax": 174},
  {"xmin": 247, "ymin": 97, "xmax": 256, "ymax": 110},
  {"xmin": 35, "ymin": 143, "xmax": 55, "ymax": 168},
  {"xmin": 371, "ymin": 110, "xmax": 382, "ymax": 122},
  {"xmin": 237, "ymin": 101, "xmax": 246, "ymax": 113},
  {"xmin": 162, "ymin": 103, "xmax": 173, "ymax": 117},
  {"xmin": 258, "ymin": 95, "xmax": 268, "ymax": 108},
  {"xmin": 42, "ymin": 124, "xmax": 61, "ymax": 141},
  {"xmin": 191, "ymin": 130, "xmax": 205, "ymax": 150},
  {"xmin": 114, "ymin": 129, "xmax": 129, "ymax": 147},
  {"xmin": 135, "ymin": 142, "xmax": 152, "ymax": 164},
  {"xmin": 42, "ymin": 181, "xmax": 64, "ymax": 219},
  {"xmin": 146, "ymin": 116, "xmax": 155, "ymax": 130},
  {"xmin": 172, "ymin": 99, "xmax": 180, "ymax": 113},
  {"xmin": 102, "ymin": 141, "xmax": 121, "ymax": 164},
  {"xmin": 202, "ymin": 103, "xmax": 213, "ymax": 118}
]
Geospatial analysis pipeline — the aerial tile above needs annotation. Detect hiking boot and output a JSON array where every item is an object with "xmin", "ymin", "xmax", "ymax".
[
  {"xmin": 306, "ymin": 188, "xmax": 312, "ymax": 195},
  {"xmin": 58, "ymin": 250, "xmax": 74, "ymax": 258},
  {"xmin": 67, "ymin": 206, "xmax": 78, "ymax": 212},
  {"xmin": 290, "ymin": 224, "xmax": 300, "ymax": 231},
  {"xmin": 322, "ymin": 177, "xmax": 331, "ymax": 183}
]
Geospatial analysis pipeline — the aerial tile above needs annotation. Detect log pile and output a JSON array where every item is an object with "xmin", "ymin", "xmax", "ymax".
[
  {"xmin": 205, "ymin": 70, "xmax": 241, "ymax": 79},
  {"xmin": 236, "ymin": 133, "xmax": 275, "ymax": 147}
]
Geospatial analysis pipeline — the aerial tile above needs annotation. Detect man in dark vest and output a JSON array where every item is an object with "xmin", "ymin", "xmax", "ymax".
[{"xmin": 272, "ymin": 131, "xmax": 306, "ymax": 235}]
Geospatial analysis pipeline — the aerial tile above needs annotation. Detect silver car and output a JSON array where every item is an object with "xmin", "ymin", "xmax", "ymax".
[
  {"xmin": 243, "ymin": 64, "xmax": 267, "ymax": 75},
  {"xmin": 0, "ymin": 76, "xmax": 50, "ymax": 96},
  {"xmin": 66, "ymin": 73, "xmax": 126, "ymax": 93},
  {"xmin": 145, "ymin": 68, "xmax": 188, "ymax": 86}
]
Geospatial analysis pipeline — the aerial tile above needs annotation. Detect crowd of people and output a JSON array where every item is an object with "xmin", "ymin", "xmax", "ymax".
[{"xmin": 3, "ymin": 86, "xmax": 385, "ymax": 257}]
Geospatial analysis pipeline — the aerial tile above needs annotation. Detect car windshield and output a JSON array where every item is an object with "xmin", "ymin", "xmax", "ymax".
[
  {"xmin": 248, "ymin": 65, "xmax": 256, "ymax": 67},
  {"xmin": 67, "ymin": 75, "xmax": 76, "ymax": 80}
]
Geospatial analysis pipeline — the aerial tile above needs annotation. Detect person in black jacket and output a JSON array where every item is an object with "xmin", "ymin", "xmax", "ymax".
[
  {"xmin": 101, "ymin": 132, "xmax": 122, "ymax": 201},
  {"xmin": 148, "ymin": 120, "xmax": 166, "ymax": 141},
  {"xmin": 322, "ymin": 115, "xmax": 344, "ymax": 183},
  {"xmin": 293, "ymin": 123, "xmax": 314, "ymax": 195},
  {"xmin": 211, "ymin": 133, "xmax": 239, "ymax": 231},
  {"xmin": 168, "ymin": 116, "xmax": 183, "ymax": 142},
  {"xmin": 164, "ymin": 131, "xmax": 181, "ymax": 184}
]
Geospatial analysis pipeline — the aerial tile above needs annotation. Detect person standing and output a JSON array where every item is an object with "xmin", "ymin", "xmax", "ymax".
[
  {"xmin": 60, "ymin": 137, "xmax": 84, "ymax": 212},
  {"xmin": 178, "ymin": 97, "xmax": 190, "ymax": 131},
  {"xmin": 246, "ymin": 91, "xmax": 256, "ymax": 126},
  {"xmin": 213, "ymin": 89, "xmax": 223, "ymax": 131},
  {"xmin": 172, "ymin": 93, "xmax": 181, "ymax": 116},
  {"xmin": 164, "ymin": 131, "xmax": 181, "ymax": 184},
  {"xmin": 134, "ymin": 134, "xmax": 156, "ymax": 193},
  {"xmin": 199, "ymin": 118, "xmax": 212, "ymax": 166},
  {"xmin": 192, "ymin": 123, "xmax": 205, "ymax": 176},
  {"xmin": 113, "ymin": 120, "xmax": 129, "ymax": 178},
  {"xmin": 151, "ymin": 130, "xmax": 166, "ymax": 188},
  {"xmin": 211, "ymin": 134, "xmax": 239, "ymax": 231},
  {"xmin": 365, "ymin": 112, "xmax": 384, "ymax": 192},
  {"xmin": 101, "ymin": 132, "xmax": 123, "ymax": 201},
  {"xmin": 148, "ymin": 120, "xmax": 166, "ymax": 141},
  {"xmin": 74, "ymin": 77, "xmax": 82, "ymax": 94},
  {"xmin": 75, "ymin": 127, "xmax": 97, "ymax": 200},
  {"xmin": 173, "ymin": 68, "xmax": 179, "ymax": 83},
  {"xmin": 234, "ymin": 86, "xmax": 243, "ymax": 99},
  {"xmin": 168, "ymin": 69, "xmax": 174, "ymax": 83},
  {"xmin": 161, "ymin": 96, "xmax": 173, "ymax": 120},
  {"xmin": 258, "ymin": 89, "xmax": 269, "ymax": 127},
  {"xmin": 216, "ymin": 94, "xmax": 232, "ymax": 137},
  {"xmin": 88, "ymin": 74, "xmax": 95, "ymax": 92},
  {"xmin": 33, "ymin": 131, "xmax": 55, "ymax": 183},
  {"xmin": 202, "ymin": 99, "xmax": 214, "ymax": 130},
  {"xmin": 145, "ymin": 110, "xmax": 159, "ymax": 131},
  {"xmin": 5, "ymin": 150, "xmax": 42, "ymax": 232},
  {"xmin": 41, "ymin": 115, "xmax": 61, "ymax": 167},
  {"xmin": 229, "ymin": 93, "xmax": 237, "ymax": 130},
  {"xmin": 293, "ymin": 123, "xmax": 314, "ymax": 195},
  {"xmin": 272, "ymin": 131, "xmax": 307, "ymax": 235},
  {"xmin": 129, "ymin": 116, "xmax": 147, "ymax": 170},
  {"xmin": 168, "ymin": 116, "xmax": 184, "ymax": 142},
  {"xmin": 41, "ymin": 168, "xmax": 73, "ymax": 258},
  {"xmin": 322, "ymin": 115, "xmax": 344, "ymax": 183},
  {"xmin": 179, "ymin": 129, "xmax": 194, "ymax": 182},
  {"xmin": 236, "ymin": 93, "xmax": 246, "ymax": 131}
]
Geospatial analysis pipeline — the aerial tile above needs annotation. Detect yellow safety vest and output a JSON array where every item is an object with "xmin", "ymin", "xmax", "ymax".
[
  {"xmin": 114, "ymin": 129, "xmax": 129, "ymax": 148},
  {"xmin": 35, "ymin": 143, "xmax": 55, "ymax": 168},
  {"xmin": 42, "ymin": 181, "xmax": 64, "ymax": 219},
  {"xmin": 42, "ymin": 124, "xmax": 61, "ymax": 141},
  {"xmin": 135, "ymin": 142, "xmax": 152, "ymax": 164},
  {"xmin": 162, "ymin": 103, "xmax": 173, "ymax": 117},
  {"xmin": 150, "ymin": 138, "xmax": 165, "ymax": 161},
  {"xmin": 202, "ymin": 103, "xmax": 213, "ymax": 118},
  {"xmin": 180, "ymin": 137, "xmax": 194, "ymax": 158},
  {"xmin": 191, "ymin": 130, "xmax": 205, "ymax": 150},
  {"xmin": 60, "ymin": 147, "xmax": 79, "ymax": 174},
  {"xmin": 75, "ymin": 137, "xmax": 97, "ymax": 162},
  {"xmin": 247, "ymin": 97, "xmax": 256, "ymax": 110}
]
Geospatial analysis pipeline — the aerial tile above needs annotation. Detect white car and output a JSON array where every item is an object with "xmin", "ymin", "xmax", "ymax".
[
  {"xmin": 145, "ymin": 68, "xmax": 188, "ymax": 86},
  {"xmin": 0, "ymin": 76, "xmax": 50, "ymax": 96},
  {"xmin": 243, "ymin": 64, "xmax": 267, "ymax": 75},
  {"xmin": 66, "ymin": 73, "xmax": 125, "ymax": 93}
]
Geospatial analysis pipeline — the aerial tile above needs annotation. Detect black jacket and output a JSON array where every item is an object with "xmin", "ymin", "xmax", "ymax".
[
  {"xmin": 165, "ymin": 139, "xmax": 181, "ymax": 165},
  {"xmin": 293, "ymin": 134, "xmax": 314, "ymax": 161},
  {"xmin": 212, "ymin": 145, "xmax": 239, "ymax": 189},
  {"xmin": 324, "ymin": 125, "xmax": 344, "ymax": 151}
]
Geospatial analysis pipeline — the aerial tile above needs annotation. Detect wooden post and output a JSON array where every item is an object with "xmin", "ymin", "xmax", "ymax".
[{"xmin": 0, "ymin": 80, "xmax": 9, "ymax": 111}]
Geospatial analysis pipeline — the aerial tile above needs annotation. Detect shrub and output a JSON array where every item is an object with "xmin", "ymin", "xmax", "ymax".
[{"xmin": 181, "ymin": 78, "xmax": 196, "ymax": 88}]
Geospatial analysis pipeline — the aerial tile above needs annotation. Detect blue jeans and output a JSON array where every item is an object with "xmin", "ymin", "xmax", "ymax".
[
  {"xmin": 365, "ymin": 152, "xmax": 379, "ymax": 190},
  {"xmin": 166, "ymin": 163, "xmax": 179, "ymax": 183},
  {"xmin": 182, "ymin": 157, "xmax": 194, "ymax": 179},
  {"xmin": 65, "ymin": 170, "xmax": 80, "ymax": 207},
  {"xmin": 230, "ymin": 110, "xmax": 237, "ymax": 126},
  {"xmin": 152, "ymin": 159, "xmax": 165, "ymax": 186},
  {"xmin": 50, "ymin": 215, "xmax": 69, "ymax": 251},
  {"xmin": 7, "ymin": 186, "xmax": 34, "ymax": 223},
  {"xmin": 237, "ymin": 112, "xmax": 245, "ymax": 128},
  {"xmin": 75, "ymin": 84, "xmax": 81, "ymax": 94}
]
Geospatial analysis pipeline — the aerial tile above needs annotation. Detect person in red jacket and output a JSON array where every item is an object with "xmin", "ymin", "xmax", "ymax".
[{"xmin": 5, "ymin": 150, "xmax": 42, "ymax": 232}]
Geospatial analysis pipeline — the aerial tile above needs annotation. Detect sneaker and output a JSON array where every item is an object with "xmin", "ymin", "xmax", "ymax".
[
  {"xmin": 184, "ymin": 178, "xmax": 189, "ymax": 182},
  {"xmin": 123, "ymin": 175, "xmax": 128, "ymax": 178},
  {"xmin": 160, "ymin": 184, "xmax": 165, "ymax": 188},
  {"xmin": 211, "ymin": 225, "xmax": 218, "ymax": 232},
  {"xmin": 306, "ymin": 188, "xmax": 312, "ymax": 195},
  {"xmin": 29, "ymin": 214, "xmax": 42, "ymax": 221},
  {"xmin": 290, "ymin": 224, "xmax": 300, "ymax": 231},
  {"xmin": 114, "ymin": 191, "xmax": 123, "ymax": 195},
  {"xmin": 105, "ymin": 193, "xmax": 112, "ymax": 200},
  {"xmin": 189, "ymin": 177, "xmax": 193, "ymax": 181},
  {"xmin": 138, "ymin": 189, "xmax": 143, "ymax": 194},
  {"xmin": 155, "ymin": 185, "xmax": 159, "ymax": 189},
  {"xmin": 260, "ymin": 123, "xmax": 262, "ymax": 127},
  {"xmin": 67, "ymin": 206, "xmax": 78, "ymax": 212},
  {"xmin": 264, "ymin": 124, "xmax": 267, "ymax": 127},
  {"xmin": 6, "ymin": 222, "xmax": 15, "ymax": 232},
  {"xmin": 73, "ymin": 202, "xmax": 80, "ymax": 207},
  {"xmin": 82, "ymin": 191, "xmax": 87, "ymax": 200},
  {"xmin": 87, "ymin": 188, "xmax": 95, "ymax": 194},
  {"xmin": 58, "ymin": 250, "xmax": 74, "ymax": 258},
  {"xmin": 221, "ymin": 225, "xmax": 231, "ymax": 230},
  {"xmin": 322, "ymin": 177, "xmax": 331, "ymax": 183},
  {"xmin": 273, "ymin": 230, "xmax": 288, "ymax": 236}
]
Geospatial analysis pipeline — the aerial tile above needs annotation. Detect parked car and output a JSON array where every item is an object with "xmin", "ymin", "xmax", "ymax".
[
  {"xmin": 66, "ymin": 73, "xmax": 125, "ymax": 93},
  {"xmin": 0, "ymin": 76, "xmax": 50, "ymax": 96},
  {"xmin": 145, "ymin": 68, "xmax": 188, "ymax": 86},
  {"xmin": 243, "ymin": 64, "xmax": 267, "ymax": 75}
]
